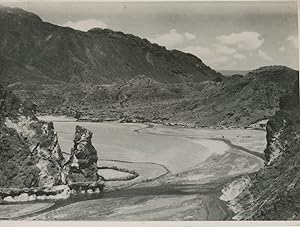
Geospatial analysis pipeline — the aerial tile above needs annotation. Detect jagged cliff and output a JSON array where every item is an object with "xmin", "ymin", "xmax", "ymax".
[
  {"xmin": 221, "ymin": 78, "xmax": 300, "ymax": 220},
  {"xmin": 0, "ymin": 84, "xmax": 64, "ymax": 188},
  {"xmin": 0, "ymin": 84, "xmax": 103, "ymax": 202}
]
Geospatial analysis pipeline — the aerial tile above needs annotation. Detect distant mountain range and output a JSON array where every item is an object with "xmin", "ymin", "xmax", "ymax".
[
  {"xmin": 0, "ymin": 6, "xmax": 222, "ymax": 85},
  {"xmin": 0, "ymin": 6, "xmax": 299, "ymax": 127}
]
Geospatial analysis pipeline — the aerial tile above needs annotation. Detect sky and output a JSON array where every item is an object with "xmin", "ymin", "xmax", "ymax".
[{"xmin": 1, "ymin": 1, "xmax": 298, "ymax": 70}]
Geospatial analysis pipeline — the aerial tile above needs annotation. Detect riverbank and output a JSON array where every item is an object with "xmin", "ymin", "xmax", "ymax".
[{"xmin": 37, "ymin": 114, "xmax": 267, "ymax": 131}]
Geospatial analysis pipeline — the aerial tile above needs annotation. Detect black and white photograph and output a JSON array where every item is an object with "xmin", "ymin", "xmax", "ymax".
[{"xmin": 0, "ymin": 0, "xmax": 299, "ymax": 223}]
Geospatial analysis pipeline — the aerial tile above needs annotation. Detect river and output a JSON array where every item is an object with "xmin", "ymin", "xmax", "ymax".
[{"xmin": 0, "ymin": 117, "xmax": 266, "ymax": 220}]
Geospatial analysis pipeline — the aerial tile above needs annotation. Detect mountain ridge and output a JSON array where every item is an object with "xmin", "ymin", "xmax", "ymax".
[{"xmin": 0, "ymin": 6, "xmax": 222, "ymax": 84}]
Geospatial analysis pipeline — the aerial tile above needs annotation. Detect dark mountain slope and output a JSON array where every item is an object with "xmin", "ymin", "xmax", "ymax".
[{"xmin": 0, "ymin": 6, "xmax": 222, "ymax": 84}]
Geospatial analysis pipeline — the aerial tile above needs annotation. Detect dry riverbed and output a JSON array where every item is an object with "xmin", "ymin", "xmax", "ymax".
[{"xmin": 0, "ymin": 117, "xmax": 266, "ymax": 220}]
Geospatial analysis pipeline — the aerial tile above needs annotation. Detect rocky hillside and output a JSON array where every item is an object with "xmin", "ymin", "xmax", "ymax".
[
  {"xmin": 10, "ymin": 65, "xmax": 299, "ymax": 127},
  {"xmin": 0, "ymin": 6, "xmax": 221, "ymax": 85},
  {"xmin": 163, "ymin": 65, "xmax": 298, "ymax": 126},
  {"xmin": 0, "ymin": 84, "xmax": 103, "ymax": 201},
  {"xmin": 221, "ymin": 77, "xmax": 300, "ymax": 220},
  {"xmin": 0, "ymin": 84, "xmax": 65, "ymax": 188}
]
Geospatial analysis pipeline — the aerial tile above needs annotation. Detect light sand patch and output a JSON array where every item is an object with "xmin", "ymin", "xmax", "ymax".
[
  {"xmin": 190, "ymin": 138, "xmax": 230, "ymax": 156},
  {"xmin": 98, "ymin": 160, "xmax": 168, "ymax": 191},
  {"xmin": 220, "ymin": 176, "xmax": 251, "ymax": 202},
  {"xmin": 105, "ymin": 195, "xmax": 199, "ymax": 220},
  {"xmin": 143, "ymin": 125, "xmax": 267, "ymax": 154},
  {"xmin": 98, "ymin": 168, "xmax": 136, "ymax": 181},
  {"xmin": 38, "ymin": 115, "xmax": 76, "ymax": 122},
  {"xmin": 168, "ymin": 147, "xmax": 264, "ymax": 185},
  {"xmin": 0, "ymin": 202, "xmax": 54, "ymax": 219}
]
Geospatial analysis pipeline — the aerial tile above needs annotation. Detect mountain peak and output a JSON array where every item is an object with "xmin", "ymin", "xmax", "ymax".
[
  {"xmin": 0, "ymin": 6, "xmax": 41, "ymax": 19},
  {"xmin": 0, "ymin": 6, "xmax": 43, "ymax": 26}
]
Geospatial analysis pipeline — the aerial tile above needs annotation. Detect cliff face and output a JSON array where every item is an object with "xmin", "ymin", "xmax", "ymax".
[
  {"xmin": 221, "ymin": 78, "xmax": 300, "ymax": 220},
  {"xmin": 0, "ymin": 84, "xmax": 102, "ymax": 199}
]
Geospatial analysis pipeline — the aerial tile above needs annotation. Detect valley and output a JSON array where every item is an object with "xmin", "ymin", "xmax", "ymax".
[{"xmin": 0, "ymin": 3, "xmax": 299, "ymax": 221}]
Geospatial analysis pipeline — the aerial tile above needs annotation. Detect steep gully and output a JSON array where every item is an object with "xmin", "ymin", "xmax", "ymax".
[{"xmin": 11, "ymin": 123, "xmax": 263, "ymax": 220}]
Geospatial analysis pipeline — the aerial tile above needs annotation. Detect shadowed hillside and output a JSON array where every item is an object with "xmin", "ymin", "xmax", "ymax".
[{"xmin": 0, "ymin": 6, "xmax": 222, "ymax": 85}]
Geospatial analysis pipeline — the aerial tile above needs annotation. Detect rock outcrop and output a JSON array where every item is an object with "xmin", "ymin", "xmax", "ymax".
[
  {"xmin": 64, "ymin": 126, "xmax": 100, "ymax": 184},
  {"xmin": 0, "ymin": 84, "xmax": 103, "ymax": 202},
  {"xmin": 0, "ymin": 84, "xmax": 65, "ymax": 188},
  {"xmin": 221, "ymin": 77, "xmax": 300, "ymax": 220}
]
